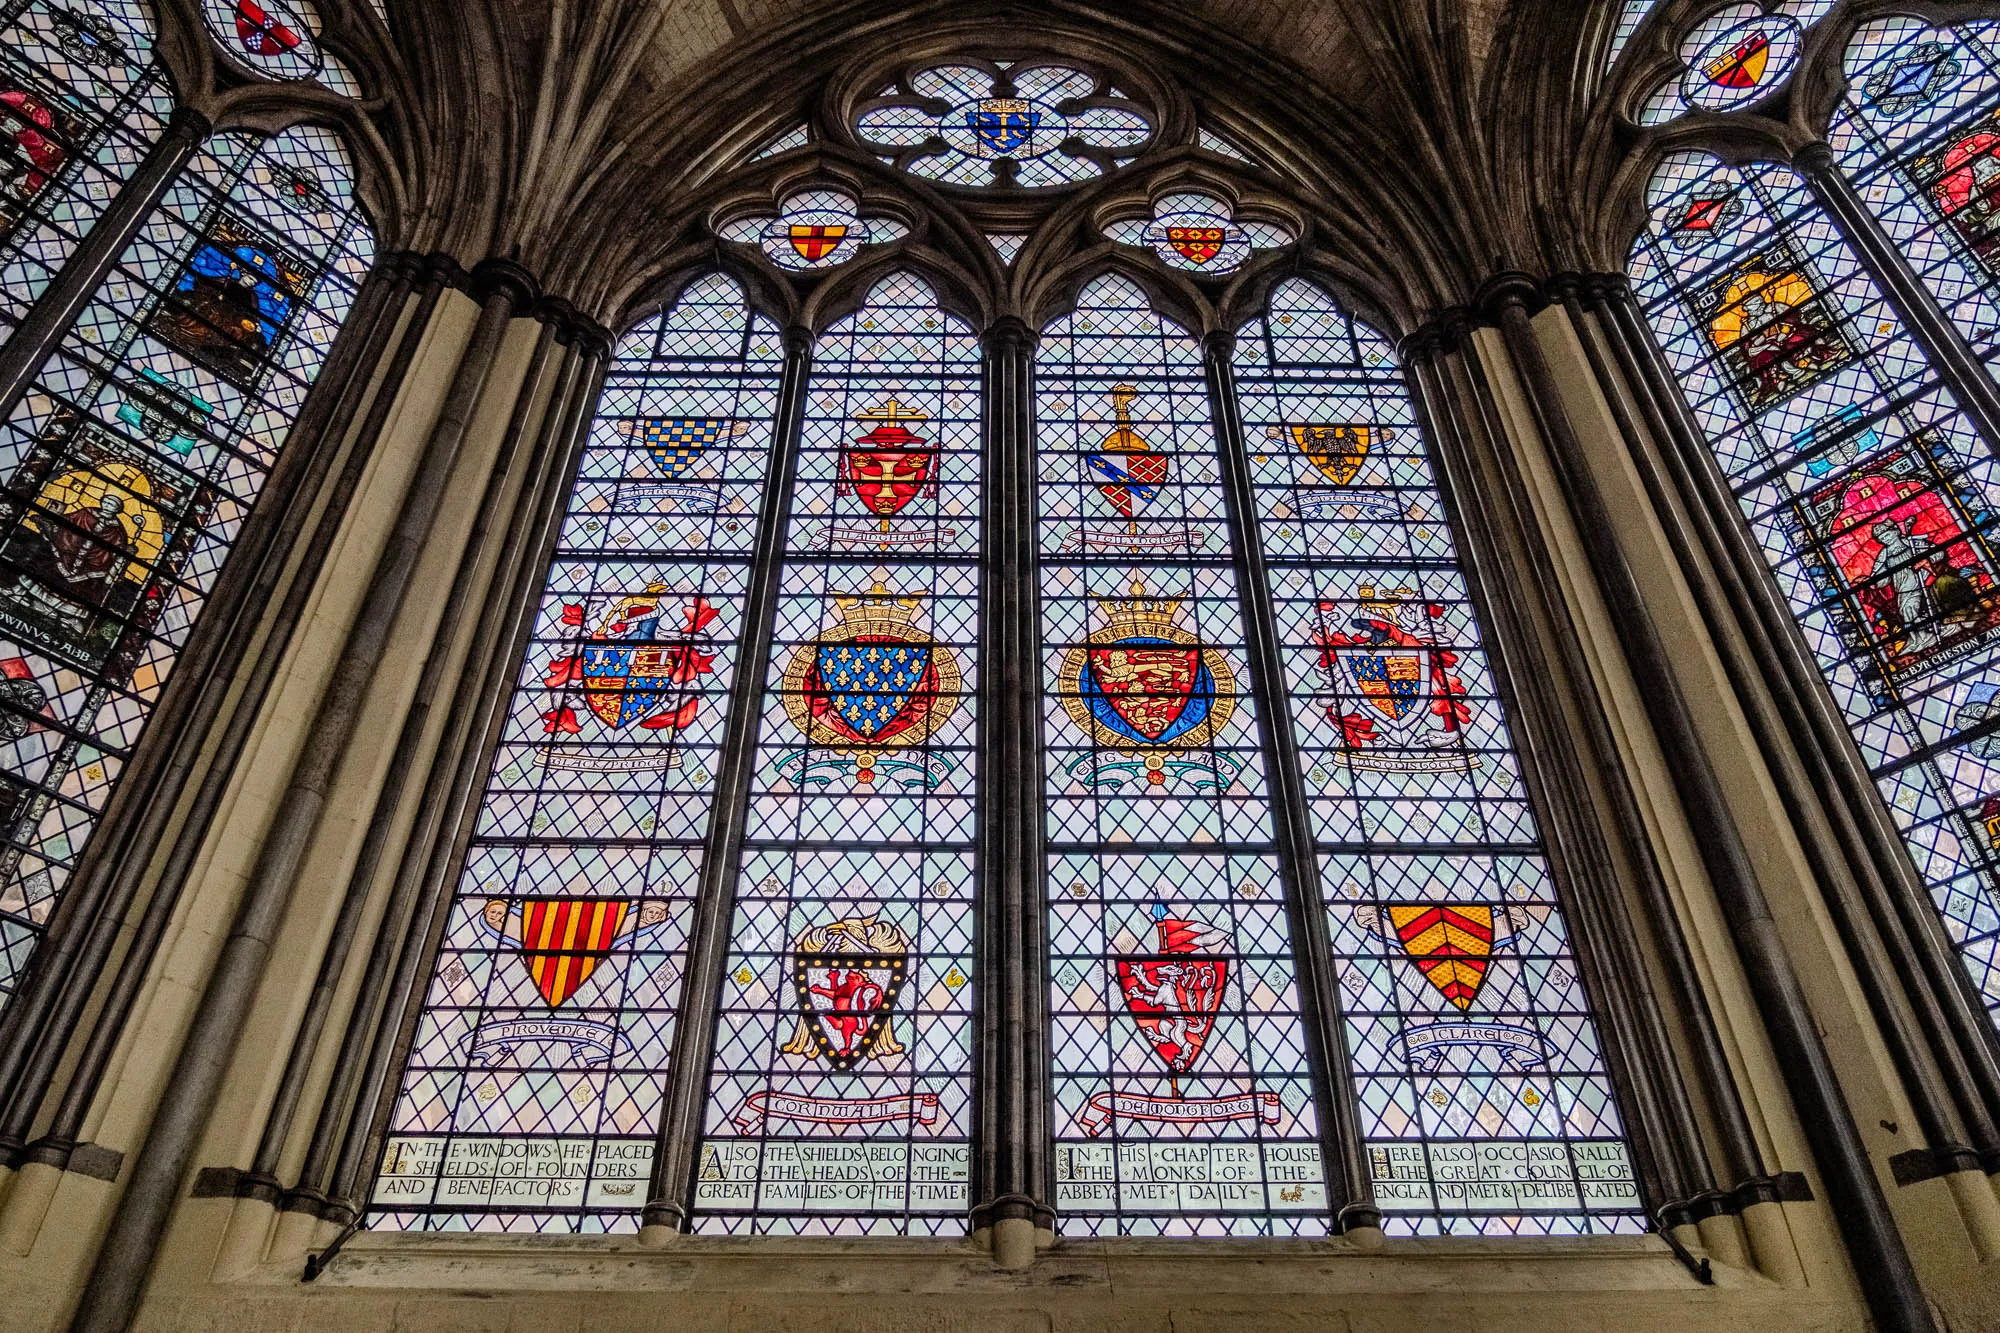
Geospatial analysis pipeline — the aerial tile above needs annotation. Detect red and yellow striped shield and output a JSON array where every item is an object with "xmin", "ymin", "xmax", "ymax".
[
  {"xmin": 513, "ymin": 898, "xmax": 631, "ymax": 1007},
  {"xmin": 1387, "ymin": 904, "xmax": 1494, "ymax": 1011}
]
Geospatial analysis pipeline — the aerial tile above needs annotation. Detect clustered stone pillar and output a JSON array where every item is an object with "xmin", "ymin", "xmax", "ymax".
[
  {"xmin": 970, "ymin": 315, "xmax": 1054, "ymax": 1265},
  {"xmin": 1452, "ymin": 274, "xmax": 1936, "ymax": 1333}
]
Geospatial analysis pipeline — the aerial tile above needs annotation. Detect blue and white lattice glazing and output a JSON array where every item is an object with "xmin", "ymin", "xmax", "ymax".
[
  {"xmin": 0, "ymin": 125, "xmax": 373, "ymax": 1011},
  {"xmin": 1237, "ymin": 278, "xmax": 1642, "ymax": 1235},
  {"xmin": 856, "ymin": 61, "xmax": 1151, "ymax": 189},
  {"xmin": 717, "ymin": 188, "xmax": 909, "ymax": 272},
  {"xmin": 1635, "ymin": 0, "xmax": 1835, "ymax": 125},
  {"xmin": 1101, "ymin": 190, "xmax": 1294, "ymax": 276},
  {"xmin": 370, "ymin": 276, "xmax": 785, "ymax": 1233},
  {"xmin": 0, "ymin": 0, "xmax": 171, "ymax": 326},
  {"xmin": 1631, "ymin": 147, "xmax": 2000, "ymax": 1032},
  {"xmin": 1040, "ymin": 272, "xmax": 1329, "ymax": 1237},
  {"xmin": 692, "ymin": 272, "xmax": 978, "ymax": 1236}
]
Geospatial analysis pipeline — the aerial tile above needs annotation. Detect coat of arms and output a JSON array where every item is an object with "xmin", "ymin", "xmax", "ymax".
[
  {"xmin": 966, "ymin": 97, "xmax": 1038, "ymax": 156},
  {"xmin": 777, "ymin": 584, "xmax": 960, "ymax": 786},
  {"xmin": 1058, "ymin": 581, "xmax": 1236, "ymax": 787},
  {"xmin": 1312, "ymin": 585, "xmax": 1477, "ymax": 773},
  {"xmin": 1352, "ymin": 899, "xmax": 1548, "ymax": 1073},
  {"xmin": 1702, "ymin": 29, "xmax": 1769, "ymax": 89},
  {"xmin": 614, "ymin": 416, "xmax": 748, "ymax": 511},
  {"xmin": 789, "ymin": 224, "xmax": 847, "ymax": 263},
  {"xmin": 1165, "ymin": 226, "xmax": 1227, "ymax": 266},
  {"xmin": 1086, "ymin": 384, "xmax": 1165, "ymax": 527},
  {"xmin": 838, "ymin": 398, "xmax": 936, "ymax": 533},
  {"xmin": 781, "ymin": 913, "xmax": 911, "ymax": 1070},
  {"xmin": 464, "ymin": 896, "xmax": 670, "ymax": 1065},
  {"xmin": 1115, "ymin": 906, "xmax": 1229, "ymax": 1094},
  {"xmin": 538, "ymin": 586, "xmax": 721, "ymax": 770}
]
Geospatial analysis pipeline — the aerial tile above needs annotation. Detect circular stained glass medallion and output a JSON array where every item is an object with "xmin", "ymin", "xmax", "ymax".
[
  {"xmin": 1678, "ymin": 16, "xmax": 1800, "ymax": 113},
  {"xmin": 201, "ymin": 0, "xmax": 325, "ymax": 82}
]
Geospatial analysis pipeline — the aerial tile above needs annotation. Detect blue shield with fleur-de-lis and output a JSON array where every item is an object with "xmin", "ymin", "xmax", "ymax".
[
  {"xmin": 966, "ymin": 98, "xmax": 1039, "ymax": 157},
  {"xmin": 817, "ymin": 639, "xmax": 931, "ymax": 740}
]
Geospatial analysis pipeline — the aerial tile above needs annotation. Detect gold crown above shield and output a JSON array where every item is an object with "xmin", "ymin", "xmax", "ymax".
[
  {"xmin": 831, "ymin": 581, "xmax": 926, "ymax": 629},
  {"xmin": 1097, "ymin": 578, "xmax": 1183, "ymax": 634}
]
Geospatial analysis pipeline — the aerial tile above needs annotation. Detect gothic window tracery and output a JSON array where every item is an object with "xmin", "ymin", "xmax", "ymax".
[{"xmin": 367, "ymin": 41, "xmax": 1645, "ymax": 1236}]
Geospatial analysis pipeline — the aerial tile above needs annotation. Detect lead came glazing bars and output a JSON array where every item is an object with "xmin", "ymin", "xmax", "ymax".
[
  {"xmin": 691, "ymin": 272, "xmax": 979, "ymax": 1235},
  {"xmin": 370, "ymin": 277, "xmax": 782, "ymax": 1231},
  {"xmin": 1631, "ymin": 146, "xmax": 2000, "ymax": 1037},
  {"xmin": 1236, "ymin": 279, "xmax": 1642, "ymax": 1234},
  {"xmin": 0, "ymin": 125, "xmax": 373, "ymax": 1010}
]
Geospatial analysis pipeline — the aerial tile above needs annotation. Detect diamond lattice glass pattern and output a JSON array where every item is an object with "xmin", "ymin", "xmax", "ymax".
[
  {"xmin": 1040, "ymin": 272, "xmax": 1327, "ymax": 1237},
  {"xmin": 1238, "ymin": 278, "xmax": 1642, "ymax": 1235},
  {"xmin": 0, "ymin": 125, "xmax": 372, "ymax": 1010},
  {"xmin": 855, "ymin": 61, "xmax": 1151, "ymax": 189},
  {"xmin": 1631, "ymin": 149, "xmax": 2000, "ymax": 1034},
  {"xmin": 368, "ymin": 276, "xmax": 784, "ymax": 1233},
  {"xmin": 198, "ymin": 0, "xmax": 360, "ymax": 95},
  {"xmin": 691, "ymin": 272, "xmax": 977, "ymax": 1236},
  {"xmin": 0, "ymin": 1, "xmax": 171, "ymax": 328}
]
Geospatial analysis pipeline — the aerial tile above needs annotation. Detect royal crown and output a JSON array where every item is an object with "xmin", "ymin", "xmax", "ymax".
[{"xmin": 1097, "ymin": 578, "xmax": 1182, "ymax": 632}]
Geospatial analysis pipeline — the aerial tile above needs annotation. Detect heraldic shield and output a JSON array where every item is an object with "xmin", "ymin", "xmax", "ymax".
[
  {"xmin": 838, "ymin": 398, "xmax": 937, "ymax": 529},
  {"xmin": 1086, "ymin": 384, "xmax": 1166, "ymax": 521},
  {"xmin": 575, "ymin": 584, "xmax": 716, "ymax": 730},
  {"xmin": 1115, "ymin": 907, "xmax": 1230, "ymax": 1084},
  {"xmin": 1060, "ymin": 582, "xmax": 1235, "ymax": 772},
  {"xmin": 1165, "ymin": 226, "xmax": 1227, "ymax": 266},
  {"xmin": 966, "ymin": 97, "xmax": 1038, "ymax": 156},
  {"xmin": 782, "ymin": 914, "xmax": 911, "ymax": 1071},
  {"xmin": 1388, "ymin": 904, "xmax": 1495, "ymax": 1011},
  {"xmin": 782, "ymin": 585, "xmax": 961, "ymax": 780},
  {"xmin": 1284, "ymin": 423, "xmax": 1377, "ymax": 487},
  {"xmin": 789, "ymin": 223, "xmax": 847, "ymax": 263}
]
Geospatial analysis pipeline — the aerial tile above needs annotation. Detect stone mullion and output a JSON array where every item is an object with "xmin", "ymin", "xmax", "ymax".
[
  {"xmin": 1201, "ymin": 330, "xmax": 1381, "ymax": 1238},
  {"xmin": 641, "ymin": 325, "xmax": 813, "ymax": 1240},
  {"xmin": 0, "ymin": 105, "xmax": 210, "ymax": 424},
  {"xmin": 971, "ymin": 316, "xmax": 1053, "ymax": 1264}
]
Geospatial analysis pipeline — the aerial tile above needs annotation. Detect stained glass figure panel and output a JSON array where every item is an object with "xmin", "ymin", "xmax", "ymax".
[
  {"xmin": 1039, "ymin": 272, "xmax": 1328, "ymax": 1236},
  {"xmin": 692, "ymin": 272, "xmax": 978, "ymax": 1236},
  {"xmin": 1236, "ymin": 279, "xmax": 1641, "ymax": 1234},
  {"xmin": 0, "ymin": 0, "xmax": 171, "ymax": 327},
  {"xmin": 1829, "ymin": 20, "xmax": 2000, "ymax": 368},
  {"xmin": 1631, "ymin": 151, "xmax": 2000, "ymax": 1032},
  {"xmin": 0, "ymin": 126, "xmax": 373, "ymax": 1008},
  {"xmin": 369, "ymin": 276, "xmax": 784, "ymax": 1233}
]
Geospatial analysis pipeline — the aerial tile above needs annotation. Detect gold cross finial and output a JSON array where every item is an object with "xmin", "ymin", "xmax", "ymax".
[{"xmin": 855, "ymin": 397, "xmax": 929, "ymax": 427}]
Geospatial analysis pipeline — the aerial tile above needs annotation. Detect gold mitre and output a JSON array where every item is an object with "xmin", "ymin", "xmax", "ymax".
[{"xmin": 1097, "ymin": 578, "xmax": 1182, "ymax": 633}]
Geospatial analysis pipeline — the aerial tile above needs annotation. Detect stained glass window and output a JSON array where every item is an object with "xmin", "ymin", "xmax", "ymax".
[
  {"xmin": 199, "ymin": 0, "xmax": 361, "ymax": 96},
  {"xmin": 1100, "ymin": 191, "xmax": 1293, "ymax": 277},
  {"xmin": 1238, "ymin": 278, "xmax": 1641, "ymax": 1234},
  {"xmin": 1037, "ymin": 272, "xmax": 1328, "ymax": 1236},
  {"xmin": 1630, "ymin": 149, "xmax": 2000, "ymax": 1025},
  {"xmin": 370, "ymin": 276, "xmax": 784, "ymax": 1232},
  {"xmin": 0, "ymin": 0, "xmax": 172, "ymax": 329},
  {"xmin": 856, "ymin": 62, "xmax": 1151, "ymax": 188},
  {"xmin": 1829, "ymin": 20, "xmax": 2000, "ymax": 366},
  {"xmin": 1634, "ymin": 2, "xmax": 1836, "ymax": 125},
  {"xmin": 691, "ymin": 272, "xmax": 978, "ymax": 1235},
  {"xmin": 0, "ymin": 124, "xmax": 373, "ymax": 1007},
  {"xmin": 1604, "ymin": 1, "xmax": 1659, "ymax": 74},
  {"xmin": 716, "ymin": 189, "xmax": 909, "ymax": 272}
]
